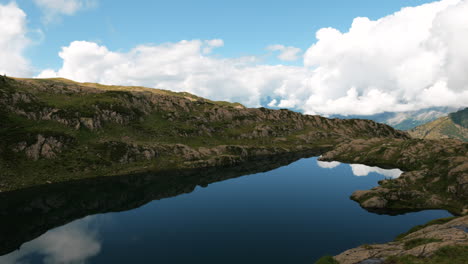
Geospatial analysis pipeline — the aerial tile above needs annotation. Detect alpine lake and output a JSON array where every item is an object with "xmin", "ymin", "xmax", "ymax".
[{"xmin": 0, "ymin": 155, "xmax": 451, "ymax": 264}]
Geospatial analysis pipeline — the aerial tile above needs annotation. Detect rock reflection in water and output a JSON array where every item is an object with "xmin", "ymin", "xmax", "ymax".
[{"xmin": 0, "ymin": 151, "xmax": 319, "ymax": 257}]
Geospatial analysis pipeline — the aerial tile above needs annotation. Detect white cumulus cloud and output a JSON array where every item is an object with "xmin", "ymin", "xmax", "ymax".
[
  {"xmin": 38, "ymin": 40, "xmax": 312, "ymax": 107},
  {"xmin": 36, "ymin": 0, "xmax": 468, "ymax": 116},
  {"xmin": 0, "ymin": 2, "xmax": 31, "ymax": 77},
  {"xmin": 267, "ymin": 44, "xmax": 302, "ymax": 61},
  {"xmin": 302, "ymin": 0, "xmax": 468, "ymax": 115},
  {"xmin": 33, "ymin": 0, "xmax": 97, "ymax": 22},
  {"xmin": 203, "ymin": 39, "xmax": 224, "ymax": 54}
]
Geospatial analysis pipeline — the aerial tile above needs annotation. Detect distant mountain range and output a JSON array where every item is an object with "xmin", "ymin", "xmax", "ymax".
[
  {"xmin": 408, "ymin": 107, "xmax": 468, "ymax": 142},
  {"xmin": 332, "ymin": 107, "xmax": 460, "ymax": 131}
]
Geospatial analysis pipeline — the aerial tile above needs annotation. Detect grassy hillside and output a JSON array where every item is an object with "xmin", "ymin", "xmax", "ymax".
[
  {"xmin": 408, "ymin": 108, "xmax": 468, "ymax": 142},
  {"xmin": 0, "ymin": 76, "xmax": 408, "ymax": 191},
  {"xmin": 449, "ymin": 107, "xmax": 468, "ymax": 128}
]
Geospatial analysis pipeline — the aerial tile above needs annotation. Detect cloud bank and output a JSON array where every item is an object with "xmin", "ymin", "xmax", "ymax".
[
  {"xmin": 0, "ymin": 2, "xmax": 31, "ymax": 77},
  {"xmin": 38, "ymin": 40, "xmax": 312, "ymax": 107},
  {"xmin": 32, "ymin": 0, "xmax": 468, "ymax": 116},
  {"xmin": 301, "ymin": 0, "xmax": 468, "ymax": 115}
]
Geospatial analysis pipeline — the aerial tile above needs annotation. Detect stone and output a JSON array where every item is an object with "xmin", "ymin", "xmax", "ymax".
[{"xmin": 361, "ymin": 196, "xmax": 387, "ymax": 208}]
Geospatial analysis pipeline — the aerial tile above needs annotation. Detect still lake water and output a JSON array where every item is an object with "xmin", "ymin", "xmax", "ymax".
[{"xmin": 0, "ymin": 157, "xmax": 450, "ymax": 264}]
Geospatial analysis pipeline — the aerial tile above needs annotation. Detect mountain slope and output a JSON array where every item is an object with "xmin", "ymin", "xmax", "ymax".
[
  {"xmin": 408, "ymin": 108, "xmax": 468, "ymax": 142},
  {"xmin": 0, "ymin": 76, "xmax": 408, "ymax": 191},
  {"xmin": 332, "ymin": 107, "xmax": 458, "ymax": 130}
]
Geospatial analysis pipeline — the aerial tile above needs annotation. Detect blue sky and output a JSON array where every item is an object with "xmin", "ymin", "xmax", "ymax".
[
  {"xmin": 8, "ymin": 0, "xmax": 436, "ymax": 71},
  {"xmin": 0, "ymin": 0, "xmax": 467, "ymax": 116}
]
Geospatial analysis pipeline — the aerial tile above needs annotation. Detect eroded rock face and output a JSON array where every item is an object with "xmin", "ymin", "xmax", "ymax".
[
  {"xmin": 13, "ymin": 134, "xmax": 72, "ymax": 161},
  {"xmin": 361, "ymin": 196, "xmax": 387, "ymax": 209},
  {"xmin": 1, "ymin": 77, "xmax": 410, "ymax": 139},
  {"xmin": 335, "ymin": 216, "xmax": 468, "ymax": 264}
]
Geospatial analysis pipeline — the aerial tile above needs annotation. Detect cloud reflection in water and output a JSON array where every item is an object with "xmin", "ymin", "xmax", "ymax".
[
  {"xmin": 0, "ymin": 216, "xmax": 101, "ymax": 264},
  {"xmin": 316, "ymin": 160, "xmax": 341, "ymax": 169},
  {"xmin": 349, "ymin": 164, "xmax": 403, "ymax": 178},
  {"xmin": 316, "ymin": 160, "xmax": 403, "ymax": 178}
]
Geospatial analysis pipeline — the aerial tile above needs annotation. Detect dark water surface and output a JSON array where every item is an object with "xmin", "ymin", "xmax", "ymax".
[{"xmin": 0, "ymin": 157, "xmax": 450, "ymax": 264}]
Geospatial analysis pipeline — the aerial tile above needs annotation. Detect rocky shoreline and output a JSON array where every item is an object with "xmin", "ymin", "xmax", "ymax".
[
  {"xmin": 319, "ymin": 138, "xmax": 468, "ymax": 215},
  {"xmin": 334, "ymin": 216, "xmax": 468, "ymax": 264},
  {"xmin": 318, "ymin": 137, "xmax": 468, "ymax": 264}
]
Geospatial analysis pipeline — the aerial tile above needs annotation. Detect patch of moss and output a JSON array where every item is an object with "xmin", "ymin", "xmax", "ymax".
[
  {"xmin": 314, "ymin": 255, "xmax": 340, "ymax": 264},
  {"xmin": 361, "ymin": 244, "xmax": 375, "ymax": 250}
]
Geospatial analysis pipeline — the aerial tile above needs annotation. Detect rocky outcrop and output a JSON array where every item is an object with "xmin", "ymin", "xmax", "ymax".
[
  {"xmin": 1, "ymin": 77, "xmax": 409, "ymax": 138},
  {"xmin": 13, "ymin": 134, "xmax": 73, "ymax": 161},
  {"xmin": 320, "ymin": 138, "xmax": 468, "ymax": 214},
  {"xmin": 334, "ymin": 216, "xmax": 468, "ymax": 264}
]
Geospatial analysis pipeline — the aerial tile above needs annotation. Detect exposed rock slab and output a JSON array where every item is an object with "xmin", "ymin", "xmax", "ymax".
[{"xmin": 335, "ymin": 216, "xmax": 468, "ymax": 264}]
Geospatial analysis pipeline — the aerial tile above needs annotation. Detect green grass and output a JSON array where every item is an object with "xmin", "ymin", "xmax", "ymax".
[
  {"xmin": 449, "ymin": 107, "xmax": 468, "ymax": 128},
  {"xmin": 361, "ymin": 244, "xmax": 375, "ymax": 250},
  {"xmin": 383, "ymin": 245, "xmax": 468, "ymax": 264},
  {"xmin": 30, "ymin": 77, "xmax": 245, "ymax": 108},
  {"xmin": 314, "ymin": 256, "xmax": 340, "ymax": 264}
]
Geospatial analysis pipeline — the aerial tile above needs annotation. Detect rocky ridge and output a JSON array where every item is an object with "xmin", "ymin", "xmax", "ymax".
[
  {"xmin": 408, "ymin": 107, "xmax": 468, "ymax": 142},
  {"xmin": 0, "ymin": 76, "xmax": 408, "ymax": 191}
]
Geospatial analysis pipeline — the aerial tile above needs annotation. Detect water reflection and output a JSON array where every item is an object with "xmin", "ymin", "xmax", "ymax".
[
  {"xmin": 0, "ymin": 151, "xmax": 319, "ymax": 257},
  {"xmin": 316, "ymin": 160, "xmax": 403, "ymax": 178},
  {"xmin": 0, "ymin": 155, "xmax": 449, "ymax": 264},
  {"xmin": 316, "ymin": 160, "xmax": 341, "ymax": 169},
  {"xmin": 350, "ymin": 164, "xmax": 403, "ymax": 178},
  {"xmin": 1, "ymin": 217, "xmax": 100, "ymax": 264}
]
